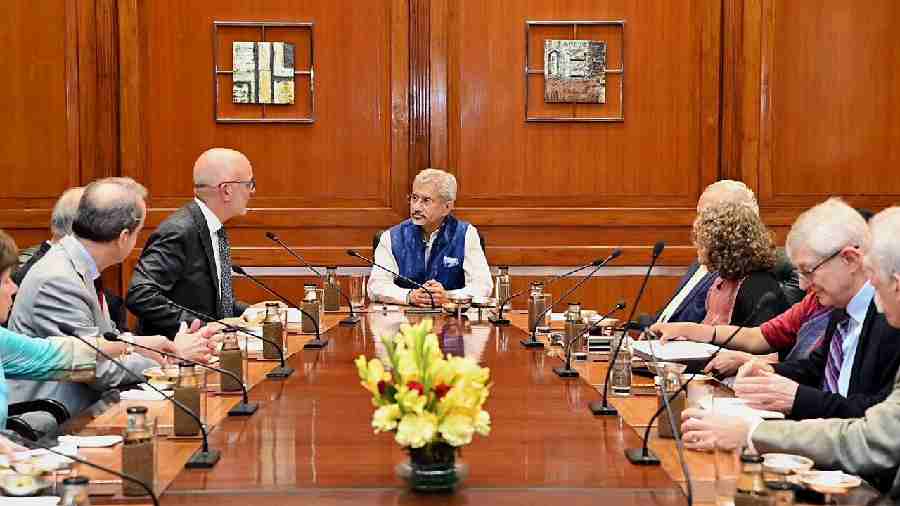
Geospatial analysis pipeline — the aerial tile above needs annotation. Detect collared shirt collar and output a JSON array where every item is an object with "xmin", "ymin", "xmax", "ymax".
[
  {"xmin": 62, "ymin": 235, "xmax": 100, "ymax": 282},
  {"xmin": 846, "ymin": 281, "xmax": 875, "ymax": 325},
  {"xmin": 195, "ymin": 197, "xmax": 223, "ymax": 235}
]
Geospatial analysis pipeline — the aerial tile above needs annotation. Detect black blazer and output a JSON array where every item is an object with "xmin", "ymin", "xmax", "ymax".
[
  {"xmin": 126, "ymin": 201, "xmax": 247, "ymax": 338},
  {"xmin": 774, "ymin": 300, "xmax": 900, "ymax": 420}
]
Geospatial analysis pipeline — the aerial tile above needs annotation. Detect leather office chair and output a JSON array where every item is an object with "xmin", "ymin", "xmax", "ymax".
[
  {"xmin": 6, "ymin": 399, "xmax": 70, "ymax": 441},
  {"xmin": 773, "ymin": 247, "xmax": 805, "ymax": 306}
]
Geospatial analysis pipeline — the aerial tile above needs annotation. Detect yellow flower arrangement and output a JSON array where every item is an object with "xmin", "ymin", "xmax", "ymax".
[{"xmin": 355, "ymin": 319, "xmax": 492, "ymax": 449}]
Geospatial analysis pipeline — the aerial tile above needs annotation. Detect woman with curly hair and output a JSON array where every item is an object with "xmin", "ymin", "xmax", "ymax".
[{"xmin": 693, "ymin": 202, "xmax": 788, "ymax": 326}]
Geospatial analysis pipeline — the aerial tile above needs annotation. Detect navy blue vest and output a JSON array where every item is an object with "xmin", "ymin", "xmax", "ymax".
[
  {"xmin": 668, "ymin": 264, "xmax": 718, "ymax": 323},
  {"xmin": 389, "ymin": 215, "xmax": 468, "ymax": 290}
]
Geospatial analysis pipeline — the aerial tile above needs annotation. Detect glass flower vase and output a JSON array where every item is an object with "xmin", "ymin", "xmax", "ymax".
[{"xmin": 396, "ymin": 442, "xmax": 466, "ymax": 492}]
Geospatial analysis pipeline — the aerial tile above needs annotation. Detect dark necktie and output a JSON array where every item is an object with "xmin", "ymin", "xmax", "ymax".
[
  {"xmin": 217, "ymin": 227, "xmax": 235, "ymax": 318},
  {"xmin": 824, "ymin": 308, "xmax": 850, "ymax": 394},
  {"xmin": 93, "ymin": 277, "xmax": 107, "ymax": 315}
]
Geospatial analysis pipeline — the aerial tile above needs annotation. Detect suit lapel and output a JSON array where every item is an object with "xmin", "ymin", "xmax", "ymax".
[
  {"xmin": 188, "ymin": 201, "xmax": 220, "ymax": 303},
  {"xmin": 848, "ymin": 301, "xmax": 878, "ymax": 393}
]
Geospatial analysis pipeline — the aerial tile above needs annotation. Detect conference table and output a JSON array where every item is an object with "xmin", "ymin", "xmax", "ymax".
[{"xmin": 59, "ymin": 309, "xmax": 883, "ymax": 506}]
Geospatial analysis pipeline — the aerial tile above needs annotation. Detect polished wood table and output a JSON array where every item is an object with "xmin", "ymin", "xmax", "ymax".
[{"xmin": 151, "ymin": 311, "xmax": 682, "ymax": 505}]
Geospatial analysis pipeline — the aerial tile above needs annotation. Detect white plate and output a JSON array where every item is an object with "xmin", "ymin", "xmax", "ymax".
[
  {"xmin": 58, "ymin": 435, "xmax": 123, "ymax": 448},
  {"xmin": 762, "ymin": 453, "xmax": 814, "ymax": 474},
  {"xmin": 800, "ymin": 470, "xmax": 862, "ymax": 494}
]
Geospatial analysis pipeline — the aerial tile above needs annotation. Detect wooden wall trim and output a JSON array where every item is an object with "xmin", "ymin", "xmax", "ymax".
[
  {"xmin": 65, "ymin": 0, "xmax": 81, "ymax": 187},
  {"xmin": 409, "ymin": 0, "xmax": 431, "ymax": 175},
  {"xmin": 429, "ymin": 0, "xmax": 448, "ymax": 169},
  {"xmin": 720, "ymin": 0, "xmax": 743, "ymax": 182},
  {"xmin": 117, "ymin": 0, "xmax": 144, "ymax": 183}
]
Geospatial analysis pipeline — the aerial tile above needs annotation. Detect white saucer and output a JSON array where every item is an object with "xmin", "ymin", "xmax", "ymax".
[{"xmin": 59, "ymin": 435, "xmax": 123, "ymax": 448}]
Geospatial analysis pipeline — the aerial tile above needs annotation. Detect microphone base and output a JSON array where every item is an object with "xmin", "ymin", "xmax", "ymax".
[
  {"xmin": 624, "ymin": 447, "xmax": 661, "ymax": 465},
  {"xmin": 303, "ymin": 338, "xmax": 330, "ymax": 350},
  {"xmin": 489, "ymin": 316, "xmax": 511, "ymax": 326},
  {"xmin": 185, "ymin": 449, "xmax": 221, "ymax": 469},
  {"xmin": 227, "ymin": 402, "xmax": 259, "ymax": 417},
  {"xmin": 553, "ymin": 366, "xmax": 579, "ymax": 378},
  {"xmin": 589, "ymin": 400, "xmax": 618, "ymax": 416},
  {"xmin": 266, "ymin": 366, "xmax": 295, "ymax": 379},
  {"xmin": 404, "ymin": 307, "xmax": 443, "ymax": 315},
  {"xmin": 339, "ymin": 315, "xmax": 361, "ymax": 326},
  {"xmin": 520, "ymin": 338, "xmax": 545, "ymax": 348}
]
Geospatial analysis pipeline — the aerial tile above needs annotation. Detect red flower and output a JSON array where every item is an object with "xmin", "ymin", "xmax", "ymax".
[
  {"xmin": 407, "ymin": 381, "xmax": 425, "ymax": 395},
  {"xmin": 378, "ymin": 380, "xmax": 389, "ymax": 395},
  {"xmin": 434, "ymin": 384, "xmax": 451, "ymax": 399}
]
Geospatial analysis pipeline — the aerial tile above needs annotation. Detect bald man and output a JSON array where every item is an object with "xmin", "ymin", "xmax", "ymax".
[{"xmin": 127, "ymin": 148, "xmax": 255, "ymax": 337}]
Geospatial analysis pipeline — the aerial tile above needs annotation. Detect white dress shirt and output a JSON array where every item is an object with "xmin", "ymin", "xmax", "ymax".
[
  {"xmin": 367, "ymin": 222, "xmax": 493, "ymax": 305},
  {"xmin": 194, "ymin": 197, "xmax": 224, "ymax": 300}
]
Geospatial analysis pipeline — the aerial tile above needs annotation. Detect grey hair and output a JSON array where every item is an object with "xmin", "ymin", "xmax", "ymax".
[
  {"xmin": 867, "ymin": 207, "xmax": 900, "ymax": 282},
  {"xmin": 72, "ymin": 177, "xmax": 148, "ymax": 243},
  {"xmin": 50, "ymin": 187, "xmax": 84, "ymax": 239},
  {"xmin": 413, "ymin": 168, "xmax": 457, "ymax": 202},
  {"xmin": 786, "ymin": 197, "xmax": 869, "ymax": 261},
  {"xmin": 700, "ymin": 180, "xmax": 759, "ymax": 214}
]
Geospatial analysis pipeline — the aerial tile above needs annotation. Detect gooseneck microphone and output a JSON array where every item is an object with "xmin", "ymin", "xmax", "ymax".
[
  {"xmin": 346, "ymin": 249, "xmax": 439, "ymax": 313},
  {"xmin": 165, "ymin": 299, "xmax": 295, "ymax": 379},
  {"xmin": 102, "ymin": 332, "xmax": 258, "ymax": 417},
  {"xmin": 8, "ymin": 433, "xmax": 159, "ymax": 506},
  {"xmin": 624, "ymin": 292, "xmax": 777, "ymax": 466},
  {"xmin": 231, "ymin": 264, "xmax": 329, "ymax": 350},
  {"xmin": 266, "ymin": 232, "xmax": 360, "ymax": 326},
  {"xmin": 554, "ymin": 300, "xmax": 626, "ymax": 378},
  {"xmin": 491, "ymin": 250, "xmax": 621, "ymax": 326},
  {"xmin": 591, "ymin": 241, "xmax": 666, "ymax": 416},
  {"xmin": 57, "ymin": 323, "xmax": 220, "ymax": 469},
  {"xmin": 643, "ymin": 340, "xmax": 694, "ymax": 506},
  {"xmin": 521, "ymin": 248, "xmax": 622, "ymax": 348}
]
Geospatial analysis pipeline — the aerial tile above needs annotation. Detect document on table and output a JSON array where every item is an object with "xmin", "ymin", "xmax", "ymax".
[{"xmin": 632, "ymin": 340, "xmax": 719, "ymax": 361}]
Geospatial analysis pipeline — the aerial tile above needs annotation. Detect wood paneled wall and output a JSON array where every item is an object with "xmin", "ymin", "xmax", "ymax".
[{"xmin": 3, "ymin": 0, "xmax": 900, "ymax": 315}]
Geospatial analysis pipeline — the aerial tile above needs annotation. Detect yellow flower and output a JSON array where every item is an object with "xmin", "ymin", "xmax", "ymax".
[
  {"xmin": 439, "ymin": 413, "xmax": 475, "ymax": 447},
  {"xmin": 357, "ymin": 356, "xmax": 390, "ymax": 399},
  {"xmin": 395, "ymin": 413, "xmax": 438, "ymax": 448},
  {"xmin": 395, "ymin": 385, "xmax": 427, "ymax": 415},
  {"xmin": 473, "ymin": 410, "xmax": 491, "ymax": 436},
  {"xmin": 372, "ymin": 404, "xmax": 401, "ymax": 433}
]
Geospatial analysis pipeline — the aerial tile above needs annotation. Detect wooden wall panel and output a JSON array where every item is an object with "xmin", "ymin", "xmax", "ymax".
[{"xmin": 738, "ymin": 0, "xmax": 900, "ymax": 210}]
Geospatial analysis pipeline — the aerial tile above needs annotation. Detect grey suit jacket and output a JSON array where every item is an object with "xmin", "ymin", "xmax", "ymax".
[
  {"xmin": 7, "ymin": 235, "xmax": 155, "ymax": 415},
  {"xmin": 753, "ymin": 366, "xmax": 900, "ymax": 496}
]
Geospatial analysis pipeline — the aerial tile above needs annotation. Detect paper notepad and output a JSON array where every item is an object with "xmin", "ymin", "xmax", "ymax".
[
  {"xmin": 632, "ymin": 340, "xmax": 719, "ymax": 361},
  {"xmin": 711, "ymin": 397, "xmax": 785, "ymax": 420}
]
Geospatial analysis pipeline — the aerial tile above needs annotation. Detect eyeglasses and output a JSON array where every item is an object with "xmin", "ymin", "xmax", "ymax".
[
  {"xmin": 407, "ymin": 193, "xmax": 437, "ymax": 207},
  {"xmin": 797, "ymin": 248, "xmax": 845, "ymax": 280},
  {"xmin": 196, "ymin": 178, "xmax": 257, "ymax": 192}
]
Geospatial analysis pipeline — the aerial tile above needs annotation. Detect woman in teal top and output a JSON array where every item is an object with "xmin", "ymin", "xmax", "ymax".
[{"xmin": 0, "ymin": 230, "xmax": 177, "ymax": 453}]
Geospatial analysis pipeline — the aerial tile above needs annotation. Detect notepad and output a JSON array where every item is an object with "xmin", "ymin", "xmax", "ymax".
[
  {"xmin": 711, "ymin": 397, "xmax": 785, "ymax": 420},
  {"xmin": 632, "ymin": 340, "xmax": 719, "ymax": 361}
]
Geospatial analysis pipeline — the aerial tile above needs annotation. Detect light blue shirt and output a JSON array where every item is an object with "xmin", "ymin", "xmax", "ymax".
[
  {"xmin": 65, "ymin": 235, "xmax": 100, "ymax": 283},
  {"xmin": 836, "ymin": 282, "xmax": 875, "ymax": 396}
]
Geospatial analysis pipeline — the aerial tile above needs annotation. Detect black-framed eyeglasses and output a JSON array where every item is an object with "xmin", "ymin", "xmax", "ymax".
[
  {"xmin": 407, "ymin": 193, "xmax": 437, "ymax": 207},
  {"xmin": 196, "ymin": 178, "xmax": 256, "ymax": 192},
  {"xmin": 797, "ymin": 247, "xmax": 845, "ymax": 280}
]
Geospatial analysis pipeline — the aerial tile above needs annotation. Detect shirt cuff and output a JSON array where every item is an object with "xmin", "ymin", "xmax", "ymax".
[{"xmin": 746, "ymin": 416, "xmax": 765, "ymax": 454}]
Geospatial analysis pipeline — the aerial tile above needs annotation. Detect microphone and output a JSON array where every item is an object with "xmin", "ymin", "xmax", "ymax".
[
  {"xmin": 346, "ymin": 249, "xmax": 439, "ymax": 313},
  {"xmin": 102, "ymin": 332, "xmax": 259, "ymax": 417},
  {"xmin": 521, "ymin": 248, "xmax": 622, "ymax": 348},
  {"xmin": 591, "ymin": 241, "xmax": 665, "ymax": 416},
  {"xmin": 624, "ymin": 292, "xmax": 778, "ymax": 466},
  {"xmin": 491, "ymin": 249, "xmax": 622, "ymax": 326},
  {"xmin": 6, "ymin": 433, "xmax": 159, "ymax": 506},
  {"xmin": 57, "ymin": 323, "xmax": 220, "ymax": 469},
  {"xmin": 231, "ymin": 263, "xmax": 329, "ymax": 350},
  {"xmin": 554, "ymin": 300, "xmax": 626, "ymax": 378},
  {"xmin": 641, "ymin": 339, "xmax": 694, "ymax": 506},
  {"xmin": 266, "ymin": 232, "xmax": 360, "ymax": 326},
  {"xmin": 165, "ymin": 298, "xmax": 295, "ymax": 379}
]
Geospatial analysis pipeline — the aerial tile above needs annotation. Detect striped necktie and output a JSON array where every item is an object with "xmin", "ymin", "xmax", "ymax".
[
  {"xmin": 217, "ymin": 227, "xmax": 235, "ymax": 318},
  {"xmin": 824, "ymin": 309, "xmax": 850, "ymax": 394}
]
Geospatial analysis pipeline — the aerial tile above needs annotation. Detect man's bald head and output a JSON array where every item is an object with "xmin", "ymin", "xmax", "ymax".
[
  {"xmin": 193, "ymin": 148, "xmax": 252, "ymax": 187},
  {"xmin": 50, "ymin": 187, "xmax": 85, "ymax": 240},
  {"xmin": 697, "ymin": 180, "xmax": 759, "ymax": 215},
  {"xmin": 72, "ymin": 177, "xmax": 147, "ymax": 243}
]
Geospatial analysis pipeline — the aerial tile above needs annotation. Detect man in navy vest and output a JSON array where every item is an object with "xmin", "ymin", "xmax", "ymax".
[{"xmin": 368, "ymin": 168, "xmax": 492, "ymax": 307}]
